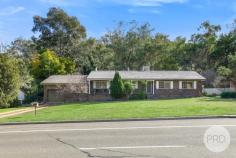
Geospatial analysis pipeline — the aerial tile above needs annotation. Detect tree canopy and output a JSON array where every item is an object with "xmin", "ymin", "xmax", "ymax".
[
  {"xmin": 32, "ymin": 7, "xmax": 86, "ymax": 56},
  {"xmin": 31, "ymin": 49, "xmax": 76, "ymax": 80},
  {"xmin": 0, "ymin": 54, "xmax": 21, "ymax": 107}
]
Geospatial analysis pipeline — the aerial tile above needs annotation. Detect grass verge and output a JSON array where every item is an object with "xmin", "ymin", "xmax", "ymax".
[{"xmin": 0, "ymin": 97, "xmax": 235, "ymax": 123}]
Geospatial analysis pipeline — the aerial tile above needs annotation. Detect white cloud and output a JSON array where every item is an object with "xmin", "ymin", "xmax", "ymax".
[
  {"xmin": 97, "ymin": 0, "xmax": 188, "ymax": 7},
  {"xmin": 0, "ymin": 6, "xmax": 25, "ymax": 16}
]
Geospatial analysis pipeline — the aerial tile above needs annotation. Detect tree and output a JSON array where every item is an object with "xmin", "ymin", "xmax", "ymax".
[
  {"xmin": 217, "ymin": 53, "xmax": 236, "ymax": 85},
  {"xmin": 217, "ymin": 66, "xmax": 232, "ymax": 78},
  {"xmin": 110, "ymin": 72, "xmax": 125, "ymax": 99},
  {"xmin": 211, "ymin": 33, "xmax": 236, "ymax": 67},
  {"xmin": 7, "ymin": 38, "xmax": 36, "ymax": 63},
  {"xmin": 0, "ymin": 54, "xmax": 21, "ymax": 107},
  {"xmin": 32, "ymin": 7, "xmax": 86, "ymax": 56},
  {"xmin": 152, "ymin": 34, "xmax": 180, "ymax": 70},
  {"xmin": 31, "ymin": 49, "xmax": 76, "ymax": 80},
  {"xmin": 101, "ymin": 21, "xmax": 182, "ymax": 71},
  {"xmin": 188, "ymin": 21, "xmax": 221, "ymax": 72},
  {"xmin": 70, "ymin": 38, "xmax": 114, "ymax": 74},
  {"xmin": 60, "ymin": 57, "xmax": 76, "ymax": 74},
  {"xmin": 6, "ymin": 39, "xmax": 36, "ymax": 91},
  {"xmin": 102, "ymin": 21, "xmax": 155, "ymax": 70},
  {"xmin": 228, "ymin": 53, "xmax": 236, "ymax": 84}
]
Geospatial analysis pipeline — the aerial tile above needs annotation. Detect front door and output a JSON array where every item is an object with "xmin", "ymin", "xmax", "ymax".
[{"xmin": 146, "ymin": 81, "xmax": 153, "ymax": 94}]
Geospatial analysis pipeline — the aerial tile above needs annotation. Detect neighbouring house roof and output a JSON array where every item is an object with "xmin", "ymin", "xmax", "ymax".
[
  {"xmin": 87, "ymin": 71, "xmax": 206, "ymax": 80},
  {"xmin": 41, "ymin": 75, "xmax": 88, "ymax": 85}
]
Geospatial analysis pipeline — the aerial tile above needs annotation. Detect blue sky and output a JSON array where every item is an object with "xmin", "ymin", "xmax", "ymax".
[{"xmin": 0, "ymin": 0, "xmax": 236, "ymax": 43}]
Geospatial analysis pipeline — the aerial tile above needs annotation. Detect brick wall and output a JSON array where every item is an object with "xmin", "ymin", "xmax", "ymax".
[
  {"xmin": 44, "ymin": 80, "xmax": 203, "ymax": 103},
  {"xmin": 44, "ymin": 84, "xmax": 89, "ymax": 103},
  {"xmin": 152, "ymin": 80, "xmax": 202, "ymax": 99}
]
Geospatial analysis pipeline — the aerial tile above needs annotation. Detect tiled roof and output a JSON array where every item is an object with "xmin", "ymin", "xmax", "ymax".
[
  {"xmin": 41, "ymin": 75, "xmax": 87, "ymax": 85},
  {"xmin": 87, "ymin": 71, "xmax": 206, "ymax": 80}
]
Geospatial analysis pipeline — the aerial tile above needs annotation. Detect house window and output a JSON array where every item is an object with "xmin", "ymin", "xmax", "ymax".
[
  {"xmin": 158, "ymin": 81, "xmax": 173, "ymax": 89},
  {"xmin": 94, "ymin": 81, "xmax": 107, "ymax": 89},
  {"xmin": 182, "ymin": 81, "xmax": 194, "ymax": 89},
  {"xmin": 132, "ymin": 81, "xmax": 138, "ymax": 89}
]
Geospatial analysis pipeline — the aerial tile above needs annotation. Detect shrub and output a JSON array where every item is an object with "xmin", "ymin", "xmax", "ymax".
[
  {"xmin": 138, "ymin": 91, "xmax": 147, "ymax": 100},
  {"xmin": 110, "ymin": 72, "xmax": 125, "ymax": 99},
  {"xmin": 124, "ymin": 81, "xmax": 133, "ymax": 98},
  {"xmin": 221, "ymin": 92, "xmax": 236, "ymax": 98},
  {"xmin": 129, "ymin": 91, "xmax": 147, "ymax": 100},
  {"xmin": 10, "ymin": 98, "xmax": 22, "ymax": 107}
]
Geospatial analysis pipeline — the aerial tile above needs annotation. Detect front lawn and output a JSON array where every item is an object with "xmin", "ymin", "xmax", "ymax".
[{"xmin": 0, "ymin": 97, "xmax": 235, "ymax": 123}]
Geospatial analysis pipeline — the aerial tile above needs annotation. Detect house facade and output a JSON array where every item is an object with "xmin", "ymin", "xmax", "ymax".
[
  {"xmin": 87, "ymin": 71, "xmax": 205, "ymax": 100},
  {"xmin": 41, "ymin": 70, "xmax": 205, "ymax": 103},
  {"xmin": 41, "ymin": 75, "xmax": 89, "ymax": 103},
  {"xmin": 230, "ymin": 81, "xmax": 236, "ymax": 90}
]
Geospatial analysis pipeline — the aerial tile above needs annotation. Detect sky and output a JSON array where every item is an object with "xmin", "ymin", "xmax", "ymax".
[{"xmin": 0, "ymin": 0, "xmax": 236, "ymax": 44}]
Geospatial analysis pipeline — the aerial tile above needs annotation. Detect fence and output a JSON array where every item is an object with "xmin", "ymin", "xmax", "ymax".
[{"xmin": 203, "ymin": 88, "xmax": 236, "ymax": 95}]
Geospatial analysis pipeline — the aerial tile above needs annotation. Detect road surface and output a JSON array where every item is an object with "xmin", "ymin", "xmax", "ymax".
[{"xmin": 0, "ymin": 118, "xmax": 235, "ymax": 158}]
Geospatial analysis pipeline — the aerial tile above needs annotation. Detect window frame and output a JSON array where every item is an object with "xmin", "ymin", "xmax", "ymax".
[
  {"xmin": 181, "ymin": 81, "xmax": 195, "ymax": 89},
  {"xmin": 93, "ymin": 81, "xmax": 108, "ymax": 89},
  {"xmin": 157, "ymin": 81, "xmax": 173, "ymax": 89}
]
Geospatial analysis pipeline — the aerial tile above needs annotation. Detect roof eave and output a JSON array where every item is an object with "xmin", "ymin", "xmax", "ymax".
[{"xmin": 87, "ymin": 78, "xmax": 206, "ymax": 80}]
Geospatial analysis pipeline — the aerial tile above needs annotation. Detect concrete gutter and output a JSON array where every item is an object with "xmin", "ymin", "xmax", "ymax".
[{"xmin": 0, "ymin": 115, "xmax": 236, "ymax": 126}]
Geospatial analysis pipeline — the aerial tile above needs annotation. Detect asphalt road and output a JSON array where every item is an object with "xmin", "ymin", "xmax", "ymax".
[{"xmin": 0, "ymin": 118, "xmax": 236, "ymax": 158}]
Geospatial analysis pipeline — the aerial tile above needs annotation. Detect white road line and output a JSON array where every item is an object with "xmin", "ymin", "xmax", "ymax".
[
  {"xmin": 79, "ymin": 145, "xmax": 186, "ymax": 150},
  {"xmin": 0, "ymin": 125, "xmax": 235, "ymax": 134}
]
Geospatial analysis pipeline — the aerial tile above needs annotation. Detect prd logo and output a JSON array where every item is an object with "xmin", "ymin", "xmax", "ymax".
[{"xmin": 204, "ymin": 126, "xmax": 230, "ymax": 153}]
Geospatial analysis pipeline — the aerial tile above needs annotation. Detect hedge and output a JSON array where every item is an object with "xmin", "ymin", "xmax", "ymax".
[{"xmin": 221, "ymin": 92, "xmax": 236, "ymax": 98}]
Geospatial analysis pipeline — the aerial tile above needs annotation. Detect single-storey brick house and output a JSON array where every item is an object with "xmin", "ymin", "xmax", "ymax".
[{"xmin": 41, "ymin": 70, "xmax": 205, "ymax": 103}]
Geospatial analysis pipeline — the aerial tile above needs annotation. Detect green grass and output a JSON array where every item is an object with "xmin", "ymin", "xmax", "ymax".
[{"xmin": 0, "ymin": 97, "xmax": 235, "ymax": 123}]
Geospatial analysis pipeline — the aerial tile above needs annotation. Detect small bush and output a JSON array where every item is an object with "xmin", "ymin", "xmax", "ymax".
[
  {"xmin": 10, "ymin": 98, "xmax": 21, "ymax": 107},
  {"xmin": 138, "ymin": 91, "xmax": 147, "ymax": 100},
  {"xmin": 221, "ymin": 92, "xmax": 236, "ymax": 98},
  {"xmin": 124, "ymin": 81, "xmax": 133, "ymax": 98},
  {"xmin": 129, "ymin": 91, "xmax": 147, "ymax": 100}
]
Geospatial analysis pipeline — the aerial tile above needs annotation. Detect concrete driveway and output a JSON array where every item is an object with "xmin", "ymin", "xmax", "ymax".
[
  {"xmin": 0, "ymin": 118, "xmax": 235, "ymax": 158},
  {"xmin": 0, "ymin": 106, "xmax": 46, "ymax": 119}
]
